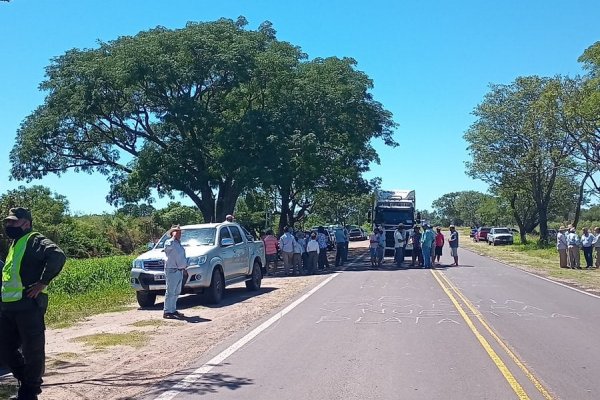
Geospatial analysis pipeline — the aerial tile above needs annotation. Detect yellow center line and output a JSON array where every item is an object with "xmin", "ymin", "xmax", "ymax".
[
  {"xmin": 434, "ymin": 270, "xmax": 554, "ymax": 400},
  {"xmin": 430, "ymin": 270, "xmax": 530, "ymax": 400}
]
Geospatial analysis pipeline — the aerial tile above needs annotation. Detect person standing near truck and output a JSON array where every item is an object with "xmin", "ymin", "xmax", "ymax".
[
  {"xmin": 448, "ymin": 225, "xmax": 459, "ymax": 266},
  {"xmin": 163, "ymin": 225, "xmax": 187, "ymax": 319},
  {"xmin": 434, "ymin": 227, "xmax": 445, "ymax": 265},
  {"xmin": 262, "ymin": 230, "xmax": 279, "ymax": 276},
  {"xmin": 0, "ymin": 207, "xmax": 66, "ymax": 400},
  {"xmin": 394, "ymin": 224, "xmax": 408, "ymax": 267}
]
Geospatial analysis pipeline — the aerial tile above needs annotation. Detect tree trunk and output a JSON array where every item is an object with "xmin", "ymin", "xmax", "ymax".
[
  {"xmin": 573, "ymin": 173, "xmax": 590, "ymax": 228},
  {"xmin": 278, "ymin": 189, "xmax": 291, "ymax": 235},
  {"xmin": 538, "ymin": 206, "xmax": 548, "ymax": 245}
]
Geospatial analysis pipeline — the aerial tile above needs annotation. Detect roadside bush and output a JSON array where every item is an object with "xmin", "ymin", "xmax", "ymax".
[{"xmin": 49, "ymin": 255, "xmax": 134, "ymax": 296}]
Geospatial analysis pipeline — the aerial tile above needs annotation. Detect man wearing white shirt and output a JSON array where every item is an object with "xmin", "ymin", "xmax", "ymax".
[
  {"xmin": 279, "ymin": 227, "xmax": 296, "ymax": 276},
  {"xmin": 163, "ymin": 225, "xmax": 187, "ymax": 319},
  {"xmin": 581, "ymin": 227, "xmax": 595, "ymax": 269},
  {"xmin": 306, "ymin": 232, "xmax": 320, "ymax": 275},
  {"xmin": 556, "ymin": 226, "xmax": 568, "ymax": 268},
  {"xmin": 566, "ymin": 228, "xmax": 580, "ymax": 269}
]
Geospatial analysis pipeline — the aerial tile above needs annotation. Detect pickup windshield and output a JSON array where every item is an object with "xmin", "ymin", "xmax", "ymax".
[
  {"xmin": 155, "ymin": 228, "xmax": 217, "ymax": 248},
  {"xmin": 493, "ymin": 228, "xmax": 511, "ymax": 234}
]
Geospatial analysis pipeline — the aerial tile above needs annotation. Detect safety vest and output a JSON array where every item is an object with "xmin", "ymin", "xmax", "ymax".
[{"xmin": 2, "ymin": 232, "xmax": 37, "ymax": 302}]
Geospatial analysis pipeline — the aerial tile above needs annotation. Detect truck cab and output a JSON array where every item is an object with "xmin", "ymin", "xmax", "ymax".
[{"xmin": 373, "ymin": 190, "xmax": 416, "ymax": 257}]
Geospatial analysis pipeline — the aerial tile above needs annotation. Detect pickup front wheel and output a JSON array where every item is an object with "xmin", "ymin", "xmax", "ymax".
[
  {"xmin": 206, "ymin": 269, "xmax": 224, "ymax": 304},
  {"xmin": 246, "ymin": 260, "xmax": 262, "ymax": 291},
  {"xmin": 136, "ymin": 291, "xmax": 157, "ymax": 308}
]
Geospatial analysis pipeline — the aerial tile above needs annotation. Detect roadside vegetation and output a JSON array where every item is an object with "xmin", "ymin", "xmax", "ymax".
[{"xmin": 46, "ymin": 255, "xmax": 136, "ymax": 328}]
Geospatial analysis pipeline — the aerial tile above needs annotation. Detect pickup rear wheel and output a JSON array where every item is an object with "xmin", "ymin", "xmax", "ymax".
[
  {"xmin": 136, "ymin": 291, "xmax": 157, "ymax": 308},
  {"xmin": 246, "ymin": 260, "xmax": 262, "ymax": 291},
  {"xmin": 206, "ymin": 268, "xmax": 224, "ymax": 304}
]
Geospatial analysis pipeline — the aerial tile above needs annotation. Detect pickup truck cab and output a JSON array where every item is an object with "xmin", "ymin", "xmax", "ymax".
[
  {"xmin": 487, "ymin": 227, "xmax": 514, "ymax": 246},
  {"xmin": 130, "ymin": 222, "xmax": 265, "ymax": 307}
]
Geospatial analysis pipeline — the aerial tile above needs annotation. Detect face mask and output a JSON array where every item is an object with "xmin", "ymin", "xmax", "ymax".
[{"xmin": 4, "ymin": 226, "xmax": 23, "ymax": 239}]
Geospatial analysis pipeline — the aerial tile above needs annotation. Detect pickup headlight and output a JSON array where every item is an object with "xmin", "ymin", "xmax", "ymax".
[
  {"xmin": 187, "ymin": 255, "xmax": 207, "ymax": 266},
  {"xmin": 133, "ymin": 259, "xmax": 144, "ymax": 270}
]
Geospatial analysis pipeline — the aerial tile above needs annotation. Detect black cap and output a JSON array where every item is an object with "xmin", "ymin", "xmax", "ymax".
[{"xmin": 4, "ymin": 207, "xmax": 32, "ymax": 222}]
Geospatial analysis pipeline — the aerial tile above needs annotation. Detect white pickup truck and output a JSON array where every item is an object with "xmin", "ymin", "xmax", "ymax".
[{"xmin": 130, "ymin": 222, "xmax": 265, "ymax": 307}]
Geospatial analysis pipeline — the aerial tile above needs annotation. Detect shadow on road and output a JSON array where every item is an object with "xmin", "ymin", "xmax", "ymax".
[
  {"xmin": 29, "ymin": 365, "xmax": 254, "ymax": 398},
  {"xmin": 137, "ymin": 286, "xmax": 279, "ymax": 312}
]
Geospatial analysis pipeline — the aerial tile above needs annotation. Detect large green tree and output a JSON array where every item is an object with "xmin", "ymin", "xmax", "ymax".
[
  {"xmin": 10, "ymin": 18, "xmax": 304, "ymax": 222},
  {"xmin": 465, "ymin": 76, "xmax": 574, "ymax": 243}
]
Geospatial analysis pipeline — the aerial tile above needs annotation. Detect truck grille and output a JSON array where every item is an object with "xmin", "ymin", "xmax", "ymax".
[
  {"xmin": 385, "ymin": 231, "xmax": 395, "ymax": 248},
  {"xmin": 143, "ymin": 260, "xmax": 165, "ymax": 271}
]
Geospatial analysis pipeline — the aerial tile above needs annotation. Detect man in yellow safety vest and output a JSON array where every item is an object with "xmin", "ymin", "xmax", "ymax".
[{"xmin": 0, "ymin": 207, "xmax": 66, "ymax": 400}]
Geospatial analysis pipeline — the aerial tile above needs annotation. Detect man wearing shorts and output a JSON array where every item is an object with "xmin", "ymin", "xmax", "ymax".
[{"xmin": 448, "ymin": 225, "xmax": 459, "ymax": 266}]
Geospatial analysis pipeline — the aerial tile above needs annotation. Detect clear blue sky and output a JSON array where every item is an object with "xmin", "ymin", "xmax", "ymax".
[{"xmin": 1, "ymin": 0, "xmax": 599, "ymax": 215}]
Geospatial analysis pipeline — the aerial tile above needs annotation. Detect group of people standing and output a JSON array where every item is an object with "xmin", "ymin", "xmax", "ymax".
[
  {"xmin": 370, "ymin": 224, "xmax": 459, "ymax": 268},
  {"xmin": 556, "ymin": 226, "xmax": 600, "ymax": 269},
  {"xmin": 262, "ymin": 226, "xmax": 347, "ymax": 276}
]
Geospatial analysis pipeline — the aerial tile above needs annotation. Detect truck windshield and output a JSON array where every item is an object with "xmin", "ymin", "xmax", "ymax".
[
  {"xmin": 374, "ymin": 209, "xmax": 414, "ymax": 225},
  {"xmin": 155, "ymin": 228, "xmax": 217, "ymax": 248}
]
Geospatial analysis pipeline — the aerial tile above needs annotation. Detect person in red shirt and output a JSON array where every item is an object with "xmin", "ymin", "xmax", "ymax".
[
  {"xmin": 262, "ymin": 229, "xmax": 279, "ymax": 276},
  {"xmin": 434, "ymin": 227, "xmax": 445, "ymax": 265}
]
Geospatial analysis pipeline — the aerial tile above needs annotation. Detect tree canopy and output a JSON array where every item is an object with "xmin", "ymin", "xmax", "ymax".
[{"xmin": 11, "ymin": 17, "xmax": 396, "ymax": 224}]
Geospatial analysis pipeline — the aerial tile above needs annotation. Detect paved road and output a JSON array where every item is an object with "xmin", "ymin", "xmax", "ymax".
[{"xmin": 145, "ymin": 242, "xmax": 600, "ymax": 400}]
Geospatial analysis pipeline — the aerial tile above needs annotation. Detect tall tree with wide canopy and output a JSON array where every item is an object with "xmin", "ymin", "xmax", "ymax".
[
  {"xmin": 12, "ymin": 18, "xmax": 396, "ymax": 223},
  {"xmin": 11, "ymin": 18, "xmax": 301, "ymax": 221},
  {"xmin": 464, "ymin": 76, "xmax": 574, "ymax": 243}
]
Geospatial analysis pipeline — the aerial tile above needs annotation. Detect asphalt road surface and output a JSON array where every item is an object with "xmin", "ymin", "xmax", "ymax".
[{"xmin": 144, "ymin": 242, "xmax": 600, "ymax": 400}]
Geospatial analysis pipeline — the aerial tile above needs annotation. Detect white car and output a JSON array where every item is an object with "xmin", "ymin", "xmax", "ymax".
[
  {"xmin": 130, "ymin": 222, "xmax": 265, "ymax": 307},
  {"xmin": 487, "ymin": 227, "xmax": 514, "ymax": 246}
]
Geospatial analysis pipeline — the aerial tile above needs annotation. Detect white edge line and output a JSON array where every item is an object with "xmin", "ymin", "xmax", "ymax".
[
  {"xmin": 463, "ymin": 247, "xmax": 600, "ymax": 300},
  {"xmin": 153, "ymin": 272, "xmax": 340, "ymax": 400},
  {"xmin": 520, "ymin": 269, "xmax": 600, "ymax": 299}
]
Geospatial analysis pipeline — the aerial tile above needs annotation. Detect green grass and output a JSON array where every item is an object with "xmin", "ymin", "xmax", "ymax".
[
  {"xmin": 73, "ymin": 331, "xmax": 149, "ymax": 349},
  {"xmin": 45, "ymin": 255, "xmax": 136, "ymax": 328},
  {"xmin": 459, "ymin": 228, "xmax": 600, "ymax": 293},
  {"xmin": 129, "ymin": 319, "xmax": 171, "ymax": 328}
]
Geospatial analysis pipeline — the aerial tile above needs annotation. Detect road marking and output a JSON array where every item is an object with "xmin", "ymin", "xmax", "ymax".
[
  {"xmin": 152, "ymin": 273, "xmax": 339, "ymax": 400},
  {"xmin": 430, "ymin": 270, "xmax": 531, "ymax": 400},
  {"xmin": 434, "ymin": 270, "xmax": 554, "ymax": 400}
]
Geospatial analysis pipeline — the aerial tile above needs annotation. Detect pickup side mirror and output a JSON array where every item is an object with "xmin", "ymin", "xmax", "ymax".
[{"xmin": 221, "ymin": 238, "xmax": 235, "ymax": 247}]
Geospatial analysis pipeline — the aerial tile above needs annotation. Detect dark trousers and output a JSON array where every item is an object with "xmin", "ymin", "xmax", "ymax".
[
  {"xmin": 318, "ymin": 248, "xmax": 329, "ymax": 269},
  {"xmin": 307, "ymin": 251, "xmax": 318, "ymax": 274},
  {"xmin": 583, "ymin": 246, "xmax": 594, "ymax": 267},
  {"xmin": 335, "ymin": 242, "xmax": 347, "ymax": 267},
  {"xmin": 411, "ymin": 247, "xmax": 423, "ymax": 266},
  {"xmin": 394, "ymin": 247, "xmax": 405, "ymax": 266},
  {"xmin": 0, "ymin": 296, "xmax": 47, "ymax": 399}
]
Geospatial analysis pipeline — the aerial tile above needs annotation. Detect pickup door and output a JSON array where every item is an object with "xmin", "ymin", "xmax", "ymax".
[
  {"xmin": 218, "ymin": 227, "xmax": 239, "ymax": 278},
  {"xmin": 228, "ymin": 225, "xmax": 250, "ymax": 277}
]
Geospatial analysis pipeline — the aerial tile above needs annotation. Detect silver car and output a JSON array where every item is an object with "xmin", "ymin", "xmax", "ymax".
[{"xmin": 130, "ymin": 222, "xmax": 265, "ymax": 307}]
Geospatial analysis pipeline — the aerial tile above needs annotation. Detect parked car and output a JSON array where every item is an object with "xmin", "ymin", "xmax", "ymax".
[
  {"xmin": 348, "ymin": 227, "xmax": 367, "ymax": 241},
  {"xmin": 473, "ymin": 227, "xmax": 491, "ymax": 242},
  {"xmin": 487, "ymin": 227, "xmax": 514, "ymax": 246},
  {"xmin": 310, "ymin": 227, "xmax": 336, "ymax": 250},
  {"xmin": 130, "ymin": 222, "xmax": 265, "ymax": 307}
]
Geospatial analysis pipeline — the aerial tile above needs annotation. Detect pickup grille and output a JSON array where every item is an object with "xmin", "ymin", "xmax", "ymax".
[{"xmin": 143, "ymin": 260, "xmax": 165, "ymax": 271}]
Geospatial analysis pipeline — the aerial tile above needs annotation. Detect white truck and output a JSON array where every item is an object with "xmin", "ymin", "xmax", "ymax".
[
  {"xmin": 372, "ymin": 189, "xmax": 417, "ymax": 257},
  {"xmin": 130, "ymin": 222, "xmax": 265, "ymax": 307}
]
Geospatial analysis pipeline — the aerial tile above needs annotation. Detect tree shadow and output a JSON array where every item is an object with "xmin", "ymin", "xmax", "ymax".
[{"xmin": 36, "ymin": 363, "xmax": 254, "ymax": 398}]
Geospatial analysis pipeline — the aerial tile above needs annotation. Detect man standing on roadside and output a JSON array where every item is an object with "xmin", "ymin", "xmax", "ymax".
[
  {"xmin": 421, "ymin": 224, "xmax": 435, "ymax": 268},
  {"xmin": 448, "ymin": 225, "xmax": 459, "ymax": 266},
  {"xmin": 581, "ymin": 227, "xmax": 595, "ymax": 269},
  {"xmin": 593, "ymin": 227, "xmax": 600, "ymax": 269},
  {"xmin": 0, "ymin": 207, "xmax": 66, "ymax": 400},
  {"xmin": 394, "ymin": 224, "xmax": 408, "ymax": 267},
  {"xmin": 317, "ymin": 226, "xmax": 330, "ymax": 271},
  {"xmin": 163, "ymin": 225, "xmax": 187, "ymax": 319},
  {"xmin": 556, "ymin": 226, "xmax": 568, "ymax": 268},
  {"xmin": 567, "ymin": 227, "xmax": 581, "ymax": 269},
  {"xmin": 279, "ymin": 226, "xmax": 296, "ymax": 276},
  {"xmin": 334, "ymin": 227, "xmax": 347, "ymax": 268},
  {"xmin": 262, "ymin": 230, "xmax": 279, "ymax": 276}
]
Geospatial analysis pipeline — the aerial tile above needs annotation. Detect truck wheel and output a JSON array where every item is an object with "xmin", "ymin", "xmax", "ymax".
[
  {"xmin": 246, "ymin": 260, "xmax": 262, "ymax": 291},
  {"xmin": 136, "ymin": 291, "xmax": 156, "ymax": 308},
  {"xmin": 206, "ymin": 269, "xmax": 224, "ymax": 304}
]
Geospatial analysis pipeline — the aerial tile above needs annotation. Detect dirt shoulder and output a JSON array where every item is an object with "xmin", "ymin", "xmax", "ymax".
[{"xmin": 1, "ymin": 273, "xmax": 331, "ymax": 400}]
